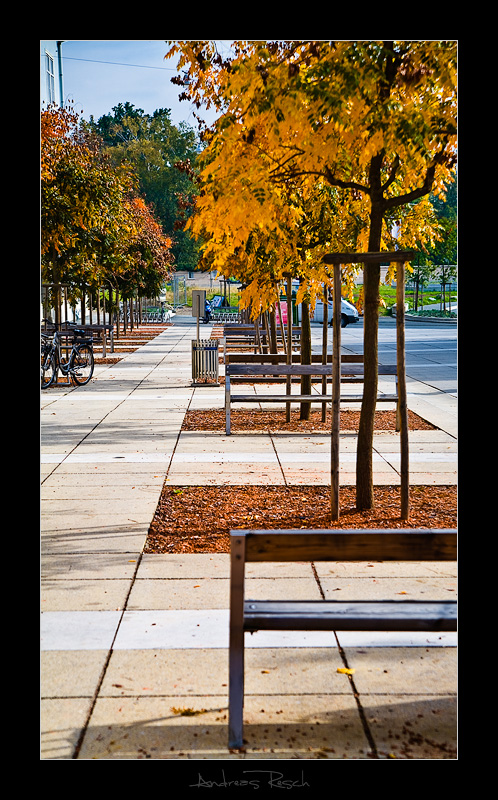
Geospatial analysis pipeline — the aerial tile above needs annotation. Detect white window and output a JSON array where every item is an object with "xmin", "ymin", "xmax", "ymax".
[{"xmin": 46, "ymin": 53, "xmax": 55, "ymax": 104}]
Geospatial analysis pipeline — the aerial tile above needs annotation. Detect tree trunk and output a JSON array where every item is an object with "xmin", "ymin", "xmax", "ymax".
[
  {"xmin": 269, "ymin": 308, "xmax": 278, "ymax": 353},
  {"xmin": 356, "ymin": 194, "xmax": 383, "ymax": 510},
  {"xmin": 300, "ymin": 297, "xmax": 312, "ymax": 420}
]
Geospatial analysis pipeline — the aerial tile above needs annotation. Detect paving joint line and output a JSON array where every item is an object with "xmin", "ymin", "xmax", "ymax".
[{"xmin": 310, "ymin": 562, "xmax": 379, "ymax": 757}]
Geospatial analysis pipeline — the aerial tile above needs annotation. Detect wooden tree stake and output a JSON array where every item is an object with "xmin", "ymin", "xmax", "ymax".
[
  {"xmin": 396, "ymin": 261, "xmax": 410, "ymax": 520},
  {"xmin": 331, "ymin": 264, "xmax": 341, "ymax": 521}
]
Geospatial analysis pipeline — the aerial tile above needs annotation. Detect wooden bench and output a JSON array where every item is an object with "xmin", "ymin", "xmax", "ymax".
[
  {"xmin": 57, "ymin": 323, "xmax": 114, "ymax": 356},
  {"xmin": 226, "ymin": 352, "xmax": 364, "ymax": 379},
  {"xmin": 224, "ymin": 361, "xmax": 398, "ymax": 434},
  {"xmin": 222, "ymin": 325, "xmax": 301, "ymax": 361},
  {"xmin": 228, "ymin": 527, "xmax": 457, "ymax": 749}
]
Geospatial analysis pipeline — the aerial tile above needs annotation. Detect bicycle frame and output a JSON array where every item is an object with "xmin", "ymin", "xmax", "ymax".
[{"xmin": 41, "ymin": 328, "xmax": 94, "ymax": 387}]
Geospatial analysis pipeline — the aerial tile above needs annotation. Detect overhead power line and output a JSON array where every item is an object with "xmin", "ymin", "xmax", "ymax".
[{"xmin": 63, "ymin": 57, "xmax": 176, "ymax": 71}]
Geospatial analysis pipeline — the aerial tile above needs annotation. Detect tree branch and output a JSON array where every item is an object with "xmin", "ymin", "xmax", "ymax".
[
  {"xmin": 384, "ymin": 162, "xmax": 436, "ymax": 210},
  {"xmin": 323, "ymin": 165, "xmax": 369, "ymax": 195},
  {"xmin": 381, "ymin": 154, "xmax": 400, "ymax": 193}
]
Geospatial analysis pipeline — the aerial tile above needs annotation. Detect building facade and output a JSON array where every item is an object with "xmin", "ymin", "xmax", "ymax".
[{"xmin": 40, "ymin": 40, "xmax": 64, "ymax": 108}]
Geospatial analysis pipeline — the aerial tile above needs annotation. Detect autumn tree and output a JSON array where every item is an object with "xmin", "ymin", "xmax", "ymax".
[
  {"xmin": 89, "ymin": 104, "xmax": 201, "ymax": 272},
  {"xmin": 42, "ymin": 104, "xmax": 136, "ymax": 321},
  {"xmin": 168, "ymin": 40, "xmax": 457, "ymax": 510},
  {"xmin": 41, "ymin": 104, "xmax": 173, "ymax": 323}
]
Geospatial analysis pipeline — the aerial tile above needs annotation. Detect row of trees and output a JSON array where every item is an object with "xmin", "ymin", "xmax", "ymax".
[
  {"xmin": 41, "ymin": 102, "xmax": 201, "ymax": 325},
  {"xmin": 167, "ymin": 40, "xmax": 457, "ymax": 510}
]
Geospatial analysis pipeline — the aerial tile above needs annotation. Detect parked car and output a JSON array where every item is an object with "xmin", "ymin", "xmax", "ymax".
[
  {"xmin": 333, "ymin": 297, "xmax": 360, "ymax": 328},
  {"xmin": 310, "ymin": 298, "xmax": 360, "ymax": 328}
]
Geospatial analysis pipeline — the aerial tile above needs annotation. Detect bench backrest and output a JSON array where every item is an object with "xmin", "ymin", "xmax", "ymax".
[
  {"xmin": 231, "ymin": 529, "xmax": 457, "ymax": 563},
  {"xmin": 226, "ymin": 363, "xmax": 397, "ymax": 377},
  {"xmin": 224, "ymin": 326, "xmax": 301, "ymax": 336},
  {"xmin": 226, "ymin": 353, "xmax": 364, "ymax": 365}
]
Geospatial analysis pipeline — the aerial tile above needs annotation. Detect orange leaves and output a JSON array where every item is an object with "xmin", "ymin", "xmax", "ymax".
[{"xmin": 41, "ymin": 104, "xmax": 172, "ymax": 295}]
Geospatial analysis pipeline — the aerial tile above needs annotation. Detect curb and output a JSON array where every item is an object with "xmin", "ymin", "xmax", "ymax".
[{"xmin": 404, "ymin": 313, "xmax": 457, "ymax": 325}]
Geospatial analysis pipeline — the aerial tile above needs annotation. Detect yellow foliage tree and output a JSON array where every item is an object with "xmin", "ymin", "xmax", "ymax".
[{"xmin": 169, "ymin": 40, "xmax": 457, "ymax": 508}]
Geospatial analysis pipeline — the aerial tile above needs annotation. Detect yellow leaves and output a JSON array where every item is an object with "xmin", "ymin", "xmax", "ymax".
[
  {"xmin": 171, "ymin": 41, "xmax": 456, "ymax": 312},
  {"xmin": 337, "ymin": 667, "xmax": 355, "ymax": 675},
  {"xmin": 171, "ymin": 707, "xmax": 208, "ymax": 717}
]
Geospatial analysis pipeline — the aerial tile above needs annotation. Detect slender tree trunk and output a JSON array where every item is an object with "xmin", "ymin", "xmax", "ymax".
[
  {"xmin": 356, "ymin": 192, "xmax": 383, "ymax": 510},
  {"xmin": 269, "ymin": 308, "xmax": 278, "ymax": 353}
]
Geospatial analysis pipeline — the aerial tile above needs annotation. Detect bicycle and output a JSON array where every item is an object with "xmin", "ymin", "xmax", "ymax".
[{"xmin": 41, "ymin": 322, "xmax": 95, "ymax": 389}]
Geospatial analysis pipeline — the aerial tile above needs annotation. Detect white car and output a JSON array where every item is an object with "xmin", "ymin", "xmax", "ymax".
[
  {"xmin": 311, "ymin": 298, "xmax": 360, "ymax": 328},
  {"xmin": 334, "ymin": 297, "xmax": 360, "ymax": 328}
]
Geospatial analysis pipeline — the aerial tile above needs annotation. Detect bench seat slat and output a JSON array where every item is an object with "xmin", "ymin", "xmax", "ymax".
[{"xmin": 243, "ymin": 600, "xmax": 457, "ymax": 632}]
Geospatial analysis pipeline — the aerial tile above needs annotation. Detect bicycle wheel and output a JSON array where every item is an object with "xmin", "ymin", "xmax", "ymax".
[
  {"xmin": 41, "ymin": 343, "xmax": 57, "ymax": 388},
  {"xmin": 71, "ymin": 344, "xmax": 94, "ymax": 385}
]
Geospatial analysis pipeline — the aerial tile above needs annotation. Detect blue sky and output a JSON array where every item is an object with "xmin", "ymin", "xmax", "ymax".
[{"xmin": 60, "ymin": 40, "xmax": 226, "ymax": 129}]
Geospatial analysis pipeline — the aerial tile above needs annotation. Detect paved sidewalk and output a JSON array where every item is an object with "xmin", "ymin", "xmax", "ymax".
[{"xmin": 41, "ymin": 319, "xmax": 457, "ymax": 763}]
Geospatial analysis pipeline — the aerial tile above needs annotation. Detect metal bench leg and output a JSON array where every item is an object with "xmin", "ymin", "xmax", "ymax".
[
  {"xmin": 225, "ymin": 375, "xmax": 231, "ymax": 435},
  {"xmin": 228, "ymin": 535, "xmax": 246, "ymax": 748},
  {"xmin": 228, "ymin": 628, "xmax": 244, "ymax": 748}
]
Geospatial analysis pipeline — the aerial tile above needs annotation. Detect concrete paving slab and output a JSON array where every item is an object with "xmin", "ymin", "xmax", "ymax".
[
  {"xmin": 40, "ymin": 508, "xmax": 158, "ymax": 532},
  {"xmin": 165, "ymin": 467, "xmax": 287, "ymax": 485},
  {"xmin": 41, "ymin": 452, "xmax": 175, "ymax": 464},
  {"xmin": 41, "ymin": 650, "xmax": 109, "ymax": 697},
  {"xmin": 41, "ymin": 698, "xmax": 98, "ymax": 760},
  {"xmin": 343, "ymin": 646, "xmax": 457, "ymax": 694},
  {"xmin": 405, "ymin": 473, "xmax": 456, "ymax": 485},
  {"xmin": 41, "ymin": 526, "xmax": 149, "ymax": 554},
  {"xmin": 319, "ymin": 576, "xmax": 457, "ymax": 600},
  {"xmin": 126, "ymin": 576, "xmax": 321, "ymax": 611},
  {"xmin": 174, "ymin": 431, "xmax": 277, "ymax": 454},
  {"xmin": 314, "ymin": 561, "xmax": 457, "ymax": 579},
  {"xmin": 41, "ymin": 552, "xmax": 142, "ymax": 579},
  {"xmin": 100, "ymin": 646, "xmax": 350, "ymax": 697},
  {"xmin": 41, "ymin": 483, "xmax": 164, "ymax": 500},
  {"xmin": 356, "ymin": 694, "xmax": 457, "ymax": 759},
  {"xmin": 40, "ymin": 494, "xmax": 160, "ymax": 514},
  {"xmin": 45, "ymin": 461, "xmax": 170, "ymax": 476},
  {"xmin": 41, "ymin": 610, "xmax": 122, "ymax": 650},
  {"xmin": 111, "ymin": 609, "xmax": 347, "ymax": 650},
  {"xmin": 137, "ymin": 553, "xmax": 230, "ymax": 579},
  {"xmin": 76, "ymin": 692, "xmax": 369, "ymax": 760},
  {"xmin": 126, "ymin": 579, "xmax": 233, "ymax": 611},
  {"xmin": 41, "ymin": 579, "xmax": 132, "ymax": 611}
]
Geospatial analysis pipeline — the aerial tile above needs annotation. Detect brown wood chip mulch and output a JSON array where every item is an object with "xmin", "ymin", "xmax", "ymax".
[
  {"xmin": 182, "ymin": 408, "xmax": 437, "ymax": 433},
  {"xmin": 145, "ymin": 484, "xmax": 457, "ymax": 554}
]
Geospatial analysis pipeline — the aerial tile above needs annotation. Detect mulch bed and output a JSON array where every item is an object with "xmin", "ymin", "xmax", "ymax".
[
  {"xmin": 145, "ymin": 485, "xmax": 457, "ymax": 554},
  {"xmin": 182, "ymin": 408, "xmax": 437, "ymax": 433},
  {"xmin": 144, "ymin": 407, "xmax": 452, "ymax": 553}
]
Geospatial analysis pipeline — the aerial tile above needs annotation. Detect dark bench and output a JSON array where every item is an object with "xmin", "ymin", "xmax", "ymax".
[
  {"xmin": 222, "ymin": 326, "xmax": 301, "ymax": 361},
  {"xmin": 224, "ymin": 361, "xmax": 398, "ymax": 434},
  {"xmin": 45, "ymin": 323, "xmax": 114, "ymax": 356},
  {"xmin": 228, "ymin": 527, "xmax": 457, "ymax": 749},
  {"xmin": 226, "ymin": 352, "xmax": 364, "ymax": 378}
]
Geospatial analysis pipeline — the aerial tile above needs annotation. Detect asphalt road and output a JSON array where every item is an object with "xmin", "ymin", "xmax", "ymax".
[
  {"xmin": 333, "ymin": 317, "xmax": 457, "ymax": 396},
  {"xmin": 173, "ymin": 312, "xmax": 458, "ymax": 397}
]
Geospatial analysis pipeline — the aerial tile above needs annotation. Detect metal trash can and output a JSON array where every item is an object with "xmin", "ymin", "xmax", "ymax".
[{"xmin": 191, "ymin": 339, "xmax": 219, "ymax": 385}]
